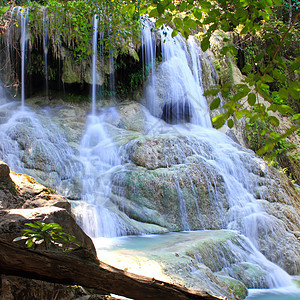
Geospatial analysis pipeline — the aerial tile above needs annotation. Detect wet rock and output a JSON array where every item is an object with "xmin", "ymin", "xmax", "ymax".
[
  {"xmin": 161, "ymin": 100, "xmax": 193, "ymax": 124},
  {"xmin": 0, "ymin": 160, "xmax": 10, "ymax": 180},
  {"xmin": 0, "ymin": 170, "xmax": 96, "ymax": 256}
]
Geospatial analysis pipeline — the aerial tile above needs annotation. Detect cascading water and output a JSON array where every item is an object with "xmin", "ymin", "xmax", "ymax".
[
  {"xmin": 73, "ymin": 18, "xmax": 129, "ymax": 237},
  {"xmin": 74, "ymin": 110, "xmax": 127, "ymax": 237},
  {"xmin": 135, "ymin": 24, "xmax": 297, "ymax": 292},
  {"xmin": 91, "ymin": 15, "xmax": 99, "ymax": 115},
  {"xmin": 43, "ymin": 9, "xmax": 49, "ymax": 99},
  {"xmin": 18, "ymin": 7, "xmax": 28, "ymax": 108},
  {"xmin": 0, "ymin": 84, "xmax": 82, "ymax": 197},
  {"xmin": 147, "ymin": 26, "xmax": 212, "ymax": 127},
  {"xmin": 1, "ymin": 12, "xmax": 299, "ymax": 299},
  {"xmin": 141, "ymin": 21, "xmax": 157, "ymax": 115},
  {"xmin": 109, "ymin": 48, "xmax": 115, "ymax": 99}
]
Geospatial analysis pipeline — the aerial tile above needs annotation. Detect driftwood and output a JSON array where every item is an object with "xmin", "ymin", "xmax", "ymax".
[{"xmin": 0, "ymin": 239, "xmax": 224, "ymax": 300}]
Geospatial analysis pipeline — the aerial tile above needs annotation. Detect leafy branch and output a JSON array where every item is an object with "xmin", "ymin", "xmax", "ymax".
[{"xmin": 13, "ymin": 221, "xmax": 81, "ymax": 251}]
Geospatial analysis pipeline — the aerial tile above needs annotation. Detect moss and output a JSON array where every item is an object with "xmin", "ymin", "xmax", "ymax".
[
  {"xmin": 42, "ymin": 187, "xmax": 57, "ymax": 195},
  {"xmin": 217, "ymin": 275, "xmax": 248, "ymax": 300},
  {"xmin": 62, "ymin": 59, "xmax": 81, "ymax": 84},
  {"xmin": 24, "ymin": 174, "xmax": 38, "ymax": 185},
  {"xmin": 293, "ymin": 276, "xmax": 300, "ymax": 288}
]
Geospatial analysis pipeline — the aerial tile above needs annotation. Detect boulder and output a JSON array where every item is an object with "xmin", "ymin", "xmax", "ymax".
[
  {"xmin": 0, "ymin": 160, "xmax": 10, "ymax": 180},
  {"xmin": 0, "ymin": 166, "xmax": 96, "ymax": 256}
]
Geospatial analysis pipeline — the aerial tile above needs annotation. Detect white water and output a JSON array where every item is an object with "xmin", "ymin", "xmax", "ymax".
[
  {"xmin": 74, "ymin": 110, "xmax": 126, "ymax": 237},
  {"xmin": 142, "ymin": 21, "xmax": 157, "ymax": 115},
  {"xmin": 155, "ymin": 26, "xmax": 212, "ymax": 127},
  {"xmin": 91, "ymin": 15, "xmax": 99, "ymax": 115},
  {"xmin": 246, "ymin": 286, "xmax": 300, "ymax": 299},
  {"xmin": 0, "ymin": 16, "xmax": 299, "ymax": 298},
  {"xmin": 109, "ymin": 48, "xmax": 115, "ymax": 99},
  {"xmin": 18, "ymin": 7, "xmax": 28, "ymax": 108},
  {"xmin": 43, "ymin": 9, "xmax": 49, "ymax": 99},
  {"xmin": 137, "ymin": 24, "xmax": 296, "ymax": 290},
  {"xmin": 0, "ymin": 84, "xmax": 81, "ymax": 197}
]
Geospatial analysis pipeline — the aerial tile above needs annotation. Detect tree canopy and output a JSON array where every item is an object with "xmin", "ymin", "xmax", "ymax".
[{"xmin": 2, "ymin": 0, "xmax": 300, "ymax": 157}]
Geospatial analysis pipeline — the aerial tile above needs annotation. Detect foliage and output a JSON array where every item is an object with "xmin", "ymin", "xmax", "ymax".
[
  {"xmin": 2, "ymin": 0, "xmax": 299, "ymax": 156},
  {"xmin": 121, "ymin": 0, "xmax": 300, "ymax": 155},
  {"xmin": 25, "ymin": 0, "xmax": 141, "ymax": 61},
  {"xmin": 13, "ymin": 221, "xmax": 81, "ymax": 251},
  {"xmin": 0, "ymin": 4, "xmax": 9, "ymax": 15}
]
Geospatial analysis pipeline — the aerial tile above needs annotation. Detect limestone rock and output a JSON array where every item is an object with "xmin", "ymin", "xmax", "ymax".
[
  {"xmin": 0, "ymin": 160, "xmax": 10, "ymax": 180},
  {"xmin": 0, "ymin": 170, "xmax": 96, "ymax": 256}
]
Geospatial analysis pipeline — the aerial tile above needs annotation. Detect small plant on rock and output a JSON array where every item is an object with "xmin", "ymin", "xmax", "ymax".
[{"xmin": 13, "ymin": 221, "xmax": 81, "ymax": 251}]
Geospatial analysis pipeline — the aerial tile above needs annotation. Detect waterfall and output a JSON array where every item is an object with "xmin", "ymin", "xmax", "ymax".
[
  {"xmin": 143, "ymin": 25, "xmax": 212, "ymax": 127},
  {"xmin": 74, "ymin": 21, "xmax": 128, "ymax": 237},
  {"xmin": 18, "ymin": 7, "xmax": 28, "ymax": 108},
  {"xmin": 0, "ymin": 13, "xmax": 299, "ymax": 298},
  {"xmin": 74, "ymin": 110, "xmax": 128, "ymax": 237},
  {"xmin": 91, "ymin": 15, "xmax": 99, "ymax": 115},
  {"xmin": 139, "ymin": 24, "xmax": 295, "ymax": 289},
  {"xmin": 43, "ymin": 9, "xmax": 49, "ymax": 99},
  {"xmin": 142, "ymin": 21, "xmax": 157, "ymax": 115},
  {"xmin": 109, "ymin": 48, "xmax": 115, "ymax": 99}
]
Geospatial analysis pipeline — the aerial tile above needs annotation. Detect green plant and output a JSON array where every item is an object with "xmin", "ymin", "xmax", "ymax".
[{"xmin": 13, "ymin": 221, "xmax": 81, "ymax": 251}]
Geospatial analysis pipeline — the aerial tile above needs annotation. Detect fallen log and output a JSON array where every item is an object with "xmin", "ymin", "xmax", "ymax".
[{"xmin": 0, "ymin": 239, "xmax": 224, "ymax": 300}]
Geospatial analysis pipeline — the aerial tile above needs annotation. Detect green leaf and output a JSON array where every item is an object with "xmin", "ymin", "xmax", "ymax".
[
  {"xmin": 210, "ymin": 98, "xmax": 221, "ymax": 110},
  {"xmin": 279, "ymin": 88, "xmax": 288, "ymax": 100},
  {"xmin": 193, "ymin": 8, "xmax": 202, "ymax": 20},
  {"xmin": 68, "ymin": 235, "xmax": 76, "ymax": 242},
  {"xmin": 155, "ymin": 18, "xmax": 165, "ymax": 28},
  {"xmin": 242, "ymin": 64, "xmax": 252, "ymax": 73},
  {"xmin": 288, "ymin": 87, "xmax": 300, "ymax": 99},
  {"xmin": 173, "ymin": 17, "xmax": 183, "ymax": 31},
  {"xmin": 126, "ymin": 4, "xmax": 135, "ymax": 17},
  {"xmin": 204, "ymin": 88, "xmax": 219, "ymax": 96},
  {"xmin": 268, "ymin": 104, "xmax": 278, "ymax": 112},
  {"xmin": 23, "ymin": 229, "xmax": 39, "ymax": 234},
  {"xmin": 42, "ymin": 224, "xmax": 53, "ymax": 232},
  {"xmin": 254, "ymin": 52, "xmax": 264, "ymax": 62},
  {"xmin": 278, "ymin": 104, "xmax": 294, "ymax": 115},
  {"xmin": 247, "ymin": 93, "xmax": 256, "ymax": 106},
  {"xmin": 261, "ymin": 128, "xmax": 267, "ymax": 136},
  {"xmin": 25, "ymin": 222, "xmax": 42, "ymax": 229},
  {"xmin": 290, "ymin": 57, "xmax": 300, "ymax": 72},
  {"xmin": 201, "ymin": 36, "xmax": 210, "ymax": 52},
  {"xmin": 157, "ymin": 3, "xmax": 164, "ymax": 15},
  {"xmin": 139, "ymin": 7, "xmax": 147, "ymax": 15},
  {"xmin": 179, "ymin": 1, "xmax": 187, "ymax": 12},
  {"xmin": 263, "ymin": 74, "xmax": 273, "ymax": 83},
  {"xmin": 26, "ymin": 239, "xmax": 34, "ymax": 248},
  {"xmin": 257, "ymin": 142, "xmax": 275, "ymax": 155},
  {"xmin": 292, "ymin": 114, "xmax": 300, "ymax": 121},
  {"xmin": 185, "ymin": 17, "xmax": 197, "ymax": 30},
  {"xmin": 171, "ymin": 29, "xmax": 178, "ymax": 37},
  {"xmin": 227, "ymin": 119, "xmax": 234, "ymax": 128},
  {"xmin": 149, "ymin": 8, "xmax": 158, "ymax": 18},
  {"xmin": 235, "ymin": 109, "xmax": 252, "ymax": 119},
  {"xmin": 269, "ymin": 116, "xmax": 279, "ymax": 126},
  {"xmin": 212, "ymin": 113, "xmax": 229, "ymax": 129}
]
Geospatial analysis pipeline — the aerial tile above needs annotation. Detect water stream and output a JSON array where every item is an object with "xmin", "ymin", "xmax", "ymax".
[
  {"xmin": 0, "ymin": 16, "xmax": 299, "ymax": 299},
  {"xmin": 91, "ymin": 15, "xmax": 99, "ymax": 115},
  {"xmin": 43, "ymin": 9, "xmax": 49, "ymax": 99},
  {"xmin": 19, "ymin": 7, "xmax": 28, "ymax": 108}
]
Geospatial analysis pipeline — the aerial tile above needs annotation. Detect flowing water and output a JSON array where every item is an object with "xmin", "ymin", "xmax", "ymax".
[
  {"xmin": 43, "ymin": 9, "xmax": 49, "ymax": 99},
  {"xmin": 18, "ymin": 7, "xmax": 28, "ymax": 108},
  {"xmin": 0, "ymin": 16, "xmax": 299, "ymax": 299},
  {"xmin": 91, "ymin": 15, "xmax": 99, "ymax": 115},
  {"xmin": 80, "ymin": 24, "xmax": 298, "ymax": 294}
]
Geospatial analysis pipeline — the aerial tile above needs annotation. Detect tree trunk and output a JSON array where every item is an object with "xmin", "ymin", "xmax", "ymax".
[{"xmin": 0, "ymin": 240, "xmax": 224, "ymax": 300}]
